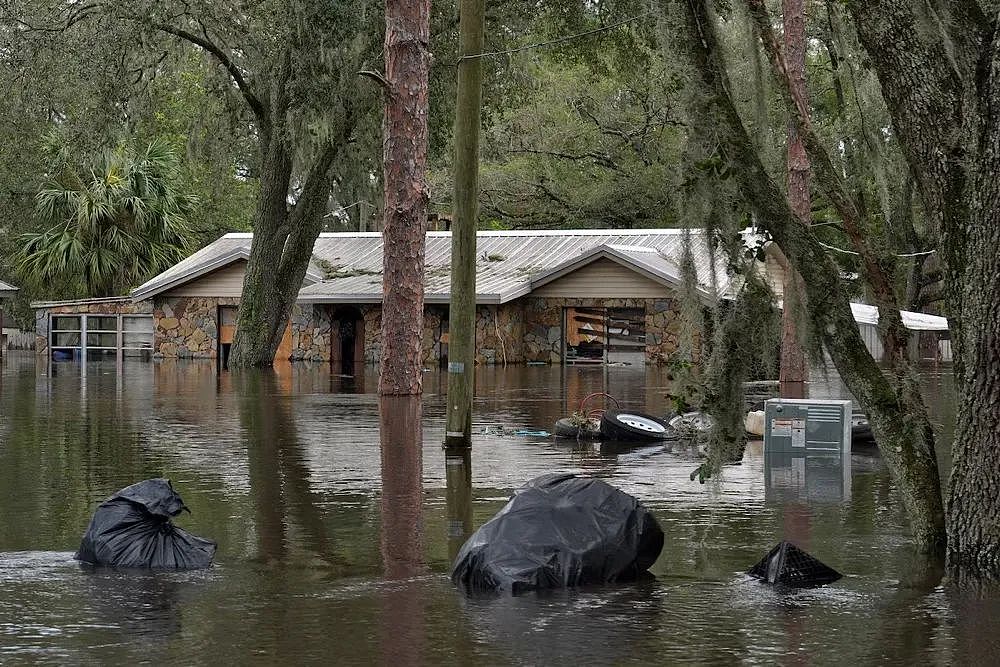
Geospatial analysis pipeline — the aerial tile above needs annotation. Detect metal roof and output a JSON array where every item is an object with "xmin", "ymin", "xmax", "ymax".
[
  {"xmin": 297, "ymin": 229, "xmax": 729, "ymax": 304},
  {"xmin": 130, "ymin": 236, "xmax": 325, "ymax": 301},
  {"xmin": 130, "ymin": 228, "xmax": 729, "ymax": 304},
  {"xmin": 31, "ymin": 296, "xmax": 135, "ymax": 309},
  {"xmin": 0, "ymin": 280, "xmax": 17, "ymax": 296},
  {"xmin": 850, "ymin": 302, "xmax": 949, "ymax": 332}
]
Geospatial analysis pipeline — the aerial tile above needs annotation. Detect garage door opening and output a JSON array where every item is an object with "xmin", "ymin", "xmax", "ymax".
[{"xmin": 564, "ymin": 307, "xmax": 646, "ymax": 366}]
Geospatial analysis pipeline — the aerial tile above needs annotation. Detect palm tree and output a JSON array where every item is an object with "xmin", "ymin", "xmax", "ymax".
[{"xmin": 17, "ymin": 139, "xmax": 196, "ymax": 297}]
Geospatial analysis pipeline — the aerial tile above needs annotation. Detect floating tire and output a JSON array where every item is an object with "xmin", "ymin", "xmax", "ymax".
[
  {"xmin": 553, "ymin": 417, "xmax": 600, "ymax": 440},
  {"xmin": 600, "ymin": 410, "xmax": 670, "ymax": 442}
]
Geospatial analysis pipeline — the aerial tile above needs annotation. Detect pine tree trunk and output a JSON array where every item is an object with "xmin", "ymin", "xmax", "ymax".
[
  {"xmin": 379, "ymin": 0, "xmax": 431, "ymax": 395},
  {"xmin": 779, "ymin": 0, "xmax": 809, "ymax": 399}
]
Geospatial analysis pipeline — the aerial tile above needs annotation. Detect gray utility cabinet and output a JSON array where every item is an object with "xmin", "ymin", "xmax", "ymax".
[{"xmin": 763, "ymin": 399, "xmax": 852, "ymax": 455}]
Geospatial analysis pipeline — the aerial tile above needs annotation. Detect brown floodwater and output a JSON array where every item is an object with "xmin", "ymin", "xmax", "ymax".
[{"xmin": 0, "ymin": 352, "xmax": 996, "ymax": 665}]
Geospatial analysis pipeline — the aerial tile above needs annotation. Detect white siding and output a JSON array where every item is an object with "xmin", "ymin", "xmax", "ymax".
[
  {"xmin": 164, "ymin": 261, "xmax": 247, "ymax": 297},
  {"xmin": 531, "ymin": 258, "xmax": 670, "ymax": 298}
]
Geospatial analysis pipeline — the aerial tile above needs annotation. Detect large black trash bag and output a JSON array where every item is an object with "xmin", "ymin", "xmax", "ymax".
[
  {"xmin": 75, "ymin": 479, "xmax": 216, "ymax": 569},
  {"xmin": 747, "ymin": 541, "xmax": 841, "ymax": 587},
  {"xmin": 451, "ymin": 473, "xmax": 664, "ymax": 594}
]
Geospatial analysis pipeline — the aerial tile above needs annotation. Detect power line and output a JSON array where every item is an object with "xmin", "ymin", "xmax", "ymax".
[
  {"xmin": 817, "ymin": 241, "xmax": 936, "ymax": 258},
  {"xmin": 457, "ymin": 12, "xmax": 654, "ymax": 62}
]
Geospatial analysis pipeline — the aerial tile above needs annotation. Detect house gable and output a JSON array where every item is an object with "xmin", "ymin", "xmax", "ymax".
[
  {"xmin": 530, "ymin": 257, "xmax": 671, "ymax": 299},
  {"xmin": 163, "ymin": 260, "xmax": 248, "ymax": 297}
]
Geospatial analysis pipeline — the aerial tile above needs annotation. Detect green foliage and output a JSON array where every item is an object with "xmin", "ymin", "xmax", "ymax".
[{"xmin": 16, "ymin": 139, "xmax": 195, "ymax": 297}]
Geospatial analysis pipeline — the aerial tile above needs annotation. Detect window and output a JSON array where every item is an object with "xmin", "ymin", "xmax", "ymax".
[
  {"xmin": 49, "ymin": 313, "xmax": 154, "ymax": 362},
  {"xmin": 51, "ymin": 315, "xmax": 82, "ymax": 361}
]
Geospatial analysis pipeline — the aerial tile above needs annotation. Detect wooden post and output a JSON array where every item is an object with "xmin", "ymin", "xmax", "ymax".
[{"xmin": 445, "ymin": 0, "xmax": 485, "ymax": 448}]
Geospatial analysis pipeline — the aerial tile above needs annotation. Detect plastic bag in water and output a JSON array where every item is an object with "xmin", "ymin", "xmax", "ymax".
[
  {"xmin": 75, "ymin": 479, "xmax": 216, "ymax": 569},
  {"xmin": 450, "ymin": 473, "xmax": 664, "ymax": 594},
  {"xmin": 747, "ymin": 540, "xmax": 841, "ymax": 587}
]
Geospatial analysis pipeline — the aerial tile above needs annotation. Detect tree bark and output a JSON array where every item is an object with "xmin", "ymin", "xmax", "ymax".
[
  {"xmin": 656, "ymin": 0, "xmax": 946, "ymax": 551},
  {"xmin": 379, "ymin": 0, "xmax": 431, "ymax": 395},
  {"xmin": 778, "ymin": 0, "xmax": 809, "ymax": 399},
  {"xmin": 838, "ymin": 0, "xmax": 1000, "ymax": 577}
]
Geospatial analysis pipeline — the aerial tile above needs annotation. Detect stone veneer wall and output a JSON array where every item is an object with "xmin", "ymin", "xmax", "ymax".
[
  {"xmin": 146, "ymin": 294, "xmax": 687, "ymax": 364},
  {"xmin": 475, "ymin": 304, "xmax": 525, "ymax": 365},
  {"xmin": 290, "ymin": 304, "xmax": 334, "ymax": 361},
  {"xmin": 35, "ymin": 299, "xmax": 154, "ymax": 358},
  {"xmin": 154, "ymin": 296, "xmax": 240, "ymax": 358}
]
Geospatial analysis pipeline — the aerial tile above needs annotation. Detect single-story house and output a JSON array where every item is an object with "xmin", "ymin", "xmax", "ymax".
[
  {"xmin": 30, "ymin": 227, "xmax": 951, "ymax": 367},
  {"xmin": 34, "ymin": 229, "xmax": 729, "ymax": 367}
]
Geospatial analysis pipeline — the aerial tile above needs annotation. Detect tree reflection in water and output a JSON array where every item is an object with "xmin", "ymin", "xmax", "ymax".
[{"xmin": 378, "ymin": 395, "xmax": 425, "ymax": 665}]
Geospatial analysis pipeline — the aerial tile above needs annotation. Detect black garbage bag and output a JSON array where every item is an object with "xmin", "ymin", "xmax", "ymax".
[
  {"xmin": 747, "ymin": 541, "xmax": 841, "ymax": 587},
  {"xmin": 75, "ymin": 479, "xmax": 216, "ymax": 569},
  {"xmin": 450, "ymin": 473, "xmax": 664, "ymax": 594}
]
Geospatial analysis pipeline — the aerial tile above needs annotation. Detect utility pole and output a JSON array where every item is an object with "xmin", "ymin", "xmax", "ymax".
[
  {"xmin": 445, "ymin": 0, "xmax": 485, "ymax": 448},
  {"xmin": 779, "ymin": 0, "xmax": 809, "ymax": 399}
]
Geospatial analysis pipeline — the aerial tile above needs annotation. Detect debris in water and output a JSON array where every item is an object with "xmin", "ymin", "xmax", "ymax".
[{"xmin": 747, "ymin": 541, "xmax": 841, "ymax": 587}]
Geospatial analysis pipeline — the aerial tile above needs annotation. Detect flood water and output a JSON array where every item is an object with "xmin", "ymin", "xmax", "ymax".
[{"xmin": 0, "ymin": 352, "xmax": 996, "ymax": 665}]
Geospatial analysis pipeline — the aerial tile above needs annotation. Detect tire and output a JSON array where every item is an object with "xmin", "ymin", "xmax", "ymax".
[
  {"xmin": 600, "ymin": 410, "xmax": 670, "ymax": 442},
  {"xmin": 554, "ymin": 417, "xmax": 600, "ymax": 439}
]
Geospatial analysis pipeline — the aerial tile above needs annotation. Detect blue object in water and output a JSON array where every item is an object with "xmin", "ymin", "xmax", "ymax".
[{"xmin": 515, "ymin": 430, "xmax": 550, "ymax": 437}]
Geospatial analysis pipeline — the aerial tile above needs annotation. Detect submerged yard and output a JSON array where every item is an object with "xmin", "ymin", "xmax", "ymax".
[{"xmin": 0, "ymin": 352, "xmax": 994, "ymax": 664}]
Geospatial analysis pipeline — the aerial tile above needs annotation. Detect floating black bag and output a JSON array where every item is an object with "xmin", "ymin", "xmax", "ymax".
[
  {"xmin": 747, "ymin": 541, "xmax": 841, "ymax": 587},
  {"xmin": 451, "ymin": 473, "xmax": 664, "ymax": 594},
  {"xmin": 75, "ymin": 479, "xmax": 216, "ymax": 569}
]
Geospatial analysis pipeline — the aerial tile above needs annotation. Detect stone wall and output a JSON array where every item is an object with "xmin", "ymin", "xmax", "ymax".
[
  {"xmin": 35, "ymin": 299, "xmax": 154, "ymax": 358},
  {"xmin": 475, "ymin": 303, "xmax": 525, "ymax": 365},
  {"xmin": 154, "ymin": 296, "xmax": 239, "ymax": 358},
  {"xmin": 290, "ymin": 304, "xmax": 334, "ymax": 362}
]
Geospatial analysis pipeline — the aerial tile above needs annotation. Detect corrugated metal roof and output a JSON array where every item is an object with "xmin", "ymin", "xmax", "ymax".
[
  {"xmin": 298, "ymin": 229, "xmax": 728, "ymax": 304},
  {"xmin": 132, "ymin": 229, "xmax": 729, "ymax": 304},
  {"xmin": 850, "ymin": 302, "xmax": 949, "ymax": 332}
]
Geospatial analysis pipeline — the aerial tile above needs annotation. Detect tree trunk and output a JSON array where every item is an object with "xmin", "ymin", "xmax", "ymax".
[
  {"xmin": 229, "ymin": 137, "xmax": 296, "ymax": 368},
  {"xmin": 379, "ymin": 0, "xmax": 431, "ymax": 395},
  {"xmin": 657, "ymin": 0, "xmax": 946, "ymax": 550},
  {"xmin": 445, "ymin": 0, "xmax": 485, "ymax": 447},
  {"xmin": 839, "ymin": 0, "xmax": 1000, "ymax": 576},
  {"xmin": 778, "ymin": 0, "xmax": 809, "ymax": 399},
  {"xmin": 229, "ymin": 137, "xmax": 335, "ymax": 369}
]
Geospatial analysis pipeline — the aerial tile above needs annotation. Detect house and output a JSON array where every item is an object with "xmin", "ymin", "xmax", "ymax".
[{"xmin": 33, "ymin": 229, "xmax": 728, "ymax": 367}]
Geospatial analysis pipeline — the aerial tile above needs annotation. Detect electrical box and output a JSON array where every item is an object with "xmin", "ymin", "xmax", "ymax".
[{"xmin": 763, "ymin": 399, "xmax": 851, "ymax": 455}]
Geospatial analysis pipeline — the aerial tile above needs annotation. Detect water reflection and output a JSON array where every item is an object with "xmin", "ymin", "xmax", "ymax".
[
  {"xmin": 445, "ymin": 449, "xmax": 473, "ymax": 563},
  {"xmin": 378, "ymin": 395, "xmax": 425, "ymax": 666},
  {"xmin": 0, "ymin": 355, "xmax": 996, "ymax": 664},
  {"xmin": 235, "ymin": 370, "xmax": 343, "ymax": 570}
]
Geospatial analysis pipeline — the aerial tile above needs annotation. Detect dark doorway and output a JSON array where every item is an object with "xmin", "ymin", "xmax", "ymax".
[
  {"xmin": 332, "ymin": 307, "xmax": 365, "ymax": 376},
  {"xmin": 218, "ymin": 306, "xmax": 238, "ymax": 370}
]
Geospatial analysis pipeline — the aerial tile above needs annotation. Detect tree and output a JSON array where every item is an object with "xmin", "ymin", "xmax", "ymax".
[
  {"xmin": 656, "ymin": 0, "xmax": 946, "ymax": 551},
  {"xmin": 778, "ymin": 0, "xmax": 809, "ymax": 399},
  {"xmin": 17, "ymin": 139, "xmax": 194, "ymax": 297},
  {"xmin": 122, "ymin": 0, "xmax": 380, "ymax": 368},
  {"xmin": 379, "ymin": 0, "xmax": 432, "ymax": 394},
  {"xmin": 831, "ymin": 0, "xmax": 1000, "ymax": 577}
]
